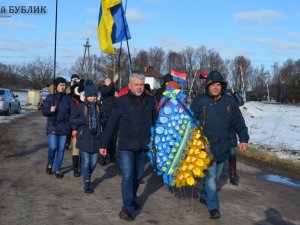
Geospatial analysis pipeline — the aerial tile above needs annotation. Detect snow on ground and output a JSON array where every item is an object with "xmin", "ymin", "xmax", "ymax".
[
  {"xmin": 0, "ymin": 91, "xmax": 37, "ymax": 124},
  {"xmin": 241, "ymin": 102, "xmax": 300, "ymax": 161},
  {"xmin": 1, "ymin": 91, "xmax": 299, "ymax": 161}
]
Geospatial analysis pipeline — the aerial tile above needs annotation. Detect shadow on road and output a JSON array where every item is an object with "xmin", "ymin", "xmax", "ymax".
[
  {"xmin": 6, "ymin": 143, "xmax": 48, "ymax": 158},
  {"xmin": 61, "ymin": 165, "xmax": 73, "ymax": 174},
  {"xmin": 138, "ymin": 172, "xmax": 164, "ymax": 209},
  {"xmin": 254, "ymin": 208, "xmax": 296, "ymax": 225},
  {"xmin": 92, "ymin": 162, "xmax": 119, "ymax": 189}
]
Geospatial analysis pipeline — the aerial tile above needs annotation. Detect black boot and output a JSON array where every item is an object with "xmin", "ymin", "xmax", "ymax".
[
  {"xmin": 228, "ymin": 156, "xmax": 238, "ymax": 185},
  {"xmin": 84, "ymin": 181, "xmax": 94, "ymax": 194},
  {"xmin": 72, "ymin": 156, "xmax": 81, "ymax": 177}
]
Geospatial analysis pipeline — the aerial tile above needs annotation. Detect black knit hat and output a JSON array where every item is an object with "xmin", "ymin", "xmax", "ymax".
[
  {"xmin": 54, "ymin": 77, "xmax": 67, "ymax": 87},
  {"xmin": 84, "ymin": 80, "xmax": 98, "ymax": 97},
  {"xmin": 71, "ymin": 74, "xmax": 80, "ymax": 80}
]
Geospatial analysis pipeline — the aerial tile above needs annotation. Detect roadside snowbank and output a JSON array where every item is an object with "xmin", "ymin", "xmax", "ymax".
[{"xmin": 242, "ymin": 102, "xmax": 300, "ymax": 160}]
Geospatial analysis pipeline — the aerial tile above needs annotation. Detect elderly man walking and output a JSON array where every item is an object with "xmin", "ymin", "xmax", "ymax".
[
  {"xmin": 99, "ymin": 72, "xmax": 157, "ymax": 221},
  {"xmin": 190, "ymin": 71, "xmax": 249, "ymax": 219}
]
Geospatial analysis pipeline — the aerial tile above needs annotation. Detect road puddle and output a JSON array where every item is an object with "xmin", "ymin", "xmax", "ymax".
[{"xmin": 262, "ymin": 174, "xmax": 300, "ymax": 189}]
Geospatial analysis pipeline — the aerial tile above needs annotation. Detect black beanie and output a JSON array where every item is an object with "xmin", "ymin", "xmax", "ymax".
[
  {"xmin": 71, "ymin": 74, "xmax": 80, "ymax": 80},
  {"xmin": 54, "ymin": 77, "xmax": 66, "ymax": 87},
  {"xmin": 84, "ymin": 80, "xmax": 98, "ymax": 97}
]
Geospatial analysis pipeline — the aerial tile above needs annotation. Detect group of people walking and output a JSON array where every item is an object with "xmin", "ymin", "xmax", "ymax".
[{"xmin": 42, "ymin": 70, "xmax": 249, "ymax": 221}]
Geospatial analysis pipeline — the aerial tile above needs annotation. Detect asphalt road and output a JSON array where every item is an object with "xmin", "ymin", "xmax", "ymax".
[{"xmin": 0, "ymin": 111, "xmax": 299, "ymax": 225}]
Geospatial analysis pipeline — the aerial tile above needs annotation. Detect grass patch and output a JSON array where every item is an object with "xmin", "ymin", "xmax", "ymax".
[{"xmin": 238, "ymin": 147, "xmax": 300, "ymax": 181}]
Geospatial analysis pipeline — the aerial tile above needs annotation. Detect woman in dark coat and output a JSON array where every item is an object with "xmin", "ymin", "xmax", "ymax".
[
  {"xmin": 42, "ymin": 77, "xmax": 72, "ymax": 178},
  {"xmin": 70, "ymin": 80, "xmax": 102, "ymax": 193}
]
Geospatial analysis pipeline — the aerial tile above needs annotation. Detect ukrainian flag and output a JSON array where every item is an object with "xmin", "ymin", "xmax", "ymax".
[{"xmin": 97, "ymin": 0, "xmax": 131, "ymax": 54}]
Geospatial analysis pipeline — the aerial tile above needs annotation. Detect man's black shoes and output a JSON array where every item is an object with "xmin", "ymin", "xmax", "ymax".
[
  {"xmin": 55, "ymin": 172, "xmax": 64, "ymax": 178},
  {"xmin": 119, "ymin": 210, "xmax": 134, "ymax": 221},
  {"xmin": 210, "ymin": 209, "xmax": 221, "ymax": 219}
]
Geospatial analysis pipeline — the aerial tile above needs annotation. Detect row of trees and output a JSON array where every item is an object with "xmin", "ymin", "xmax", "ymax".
[{"xmin": 0, "ymin": 45, "xmax": 299, "ymax": 103}]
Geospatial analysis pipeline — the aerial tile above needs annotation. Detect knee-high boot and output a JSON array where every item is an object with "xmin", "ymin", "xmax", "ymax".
[
  {"xmin": 228, "ymin": 156, "xmax": 238, "ymax": 185},
  {"xmin": 72, "ymin": 156, "xmax": 81, "ymax": 177}
]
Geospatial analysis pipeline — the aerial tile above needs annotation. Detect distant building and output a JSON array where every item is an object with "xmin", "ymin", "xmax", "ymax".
[{"xmin": 143, "ymin": 66, "xmax": 163, "ymax": 90}]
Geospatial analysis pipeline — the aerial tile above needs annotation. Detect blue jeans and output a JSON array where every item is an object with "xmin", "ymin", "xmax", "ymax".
[
  {"xmin": 119, "ymin": 150, "xmax": 148, "ymax": 214},
  {"xmin": 200, "ymin": 161, "xmax": 225, "ymax": 211},
  {"xmin": 80, "ymin": 151, "xmax": 99, "ymax": 182},
  {"xmin": 47, "ymin": 134, "xmax": 67, "ymax": 173}
]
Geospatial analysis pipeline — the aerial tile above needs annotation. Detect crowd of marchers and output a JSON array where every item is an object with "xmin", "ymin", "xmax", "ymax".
[{"xmin": 41, "ymin": 70, "xmax": 249, "ymax": 221}]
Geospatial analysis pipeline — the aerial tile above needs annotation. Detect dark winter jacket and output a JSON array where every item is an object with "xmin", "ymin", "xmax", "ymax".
[
  {"xmin": 100, "ymin": 92, "xmax": 158, "ymax": 152},
  {"xmin": 100, "ymin": 82, "xmax": 116, "ymax": 127},
  {"xmin": 70, "ymin": 102, "xmax": 103, "ymax": 153},
  {"xmin": 191, "ymin": 72, "xmax": 249, "ymax": 162},
  {"xmin": 42, "ymin": 93, "xmax": 72, "ymax": 135}
]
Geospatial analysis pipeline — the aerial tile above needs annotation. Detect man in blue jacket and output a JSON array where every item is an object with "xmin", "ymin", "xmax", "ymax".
[
  {"xmin": 99, "ymin": 72, "xmax": 157, "ymax": 221},
  {"xmin": 190, "ymin": 71, "xmax": 249, "ymax": 219}
]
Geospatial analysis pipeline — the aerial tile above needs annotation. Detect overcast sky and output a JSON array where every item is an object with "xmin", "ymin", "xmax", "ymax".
[{"xmin": 1, "ymin": 0, "xmax": 299, "ymax": 73}]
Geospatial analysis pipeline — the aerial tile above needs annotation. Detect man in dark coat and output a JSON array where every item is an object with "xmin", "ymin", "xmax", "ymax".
[
  {"xmin": 190, "ymin": 71, "xmax": 249, "ymax": 219},
  {"xmin": 99, "ymin": 75, "xmax": 118, "ymax": 165},
  {"xmin": 99, "ymin": 72, "xmax": 157, "ymax": 221}
]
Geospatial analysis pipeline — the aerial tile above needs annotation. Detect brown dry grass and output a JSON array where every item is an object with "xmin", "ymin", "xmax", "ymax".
[{"xmin": 238, "ymin": 147, "xmax": 300, "ymax": 181}]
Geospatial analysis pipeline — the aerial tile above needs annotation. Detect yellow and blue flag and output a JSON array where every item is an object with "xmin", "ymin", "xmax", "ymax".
[{"xmin": 97, "ymin": 0, "xmax": 131, "ymax": 54}]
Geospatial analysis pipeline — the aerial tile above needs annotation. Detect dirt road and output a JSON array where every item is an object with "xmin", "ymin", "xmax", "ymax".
[{"xmin": 0, "ymin": 112, "xmax": 299, "ymax": 225}]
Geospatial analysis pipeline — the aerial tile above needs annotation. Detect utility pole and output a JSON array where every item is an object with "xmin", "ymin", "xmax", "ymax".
[{"xmin": 80, "ymin": 38, "xmax": 92, "ymax": 79}]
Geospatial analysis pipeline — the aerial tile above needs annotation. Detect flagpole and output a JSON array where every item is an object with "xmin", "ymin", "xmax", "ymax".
[
  {"xmin": 117, "ymin": 41, "xmax": 123, "ymax": 89},
  {"xmin": 120, "ymin": 0, "xmax": 132, "ymax": 74},
  {"xmin": 52, "ymin": 0, "xmax": 58, "ymax": 125},
  {"xmin": 53, "ymin": 0, "xmax": 58, "ymax": 100}
]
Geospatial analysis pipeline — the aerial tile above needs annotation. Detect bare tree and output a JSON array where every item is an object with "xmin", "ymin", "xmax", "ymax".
[
  {"xmin": 166, "ymin": 51, "xmax": 184, "ymax": 72},
  {"xmin": 133, "ymin": 50, "xmax": 149, "ymax": 72},
  {"xmin": 207, "ymin": 49, "xmax": 224, "ymax": 72},
  {"xmin": 148, "ymin": 47, "xmax": 165, "ymax": 73},
  {"xmin": 249, "ymin": 65, "xmax": 268, "ymax": 100},
  {"xmin": 195, "ymin": 45, "xmax": 210, "ymax": 72},
  {"xmin": 0, "ymin": 63, "xmax": 25, "ymax": 89},
  {"xmin": 70, "ymin": 48, "xmax": 130, "ymax": 88},
  {"xmin": 19, "ymin": 57, "xmax": 53, "ymax": 89},
  {"xmin": 229, "ymin": 56, "xmax": 252, "ymax": 92},
  {"xmin": 180, "ymin": 47, "xmax": 196, "ymax": 86}
]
